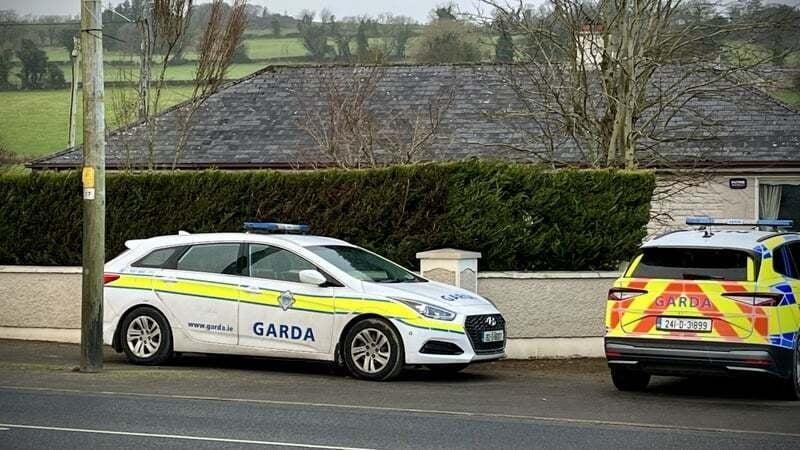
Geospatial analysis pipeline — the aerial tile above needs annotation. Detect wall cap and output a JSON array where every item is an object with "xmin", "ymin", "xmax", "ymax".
[
  {"xmin": 0, "ymin": 266, "xmax": 82, "ymax": 274},
  {"xmin": 479, "ymin": 271, "xmax": 622, "ymax": 279},
  {"xmin": 416, "ymin": 248, "xmax": 482, "ymax": 260}
]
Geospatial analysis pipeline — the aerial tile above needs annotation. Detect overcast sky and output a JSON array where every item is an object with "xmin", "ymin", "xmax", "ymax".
[{"xmin": 1, "ymin": 0, "xmax": 486, "ymax": 22}]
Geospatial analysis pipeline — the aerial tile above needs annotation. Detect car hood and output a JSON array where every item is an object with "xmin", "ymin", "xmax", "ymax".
[{"xmin": 362, "ymin": 280, "xmax": 492, "ymax": 308}]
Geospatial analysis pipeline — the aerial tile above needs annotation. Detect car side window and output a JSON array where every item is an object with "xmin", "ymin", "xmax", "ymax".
[
  {"xmin": 132, "ymin": 246, "xmax": 186, "ymax": 269},
  {"xmin": 176, "ymin": 243, "xmax": 243, "ymax": 275},
  {"xmin": 774, "ymin": 244, "xmax": 799, "ymax": 279},
  {"xmin": 785, "ymin": 243, "xmax": 800, "ymax": 280},
  {"xmin": 249, "ymin": 244, "xmax": 317, "ymax": 283}
]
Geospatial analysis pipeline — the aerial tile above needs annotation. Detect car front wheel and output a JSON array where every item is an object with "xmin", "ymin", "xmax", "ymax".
[
  {"xmin": 343, "ymin": 318, "xmax": 404, "ymax": 381},
  {"xmin": 121, "ymin": 306, "xmax": 173, "ymax": 365}
]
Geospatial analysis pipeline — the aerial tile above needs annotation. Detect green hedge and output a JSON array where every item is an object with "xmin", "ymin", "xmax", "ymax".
[{"xmin": 0, "ymin": 161, "xmax": 655, "ymax": 270}]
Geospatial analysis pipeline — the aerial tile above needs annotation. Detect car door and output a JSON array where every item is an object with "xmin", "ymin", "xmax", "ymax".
[
  {"xmin": 237, "ymin": 243, "xmax": 335, "ymax": 354},
  {"xmin": 154, "ymin": 242, "xmax": 243, "ymax": 346}
]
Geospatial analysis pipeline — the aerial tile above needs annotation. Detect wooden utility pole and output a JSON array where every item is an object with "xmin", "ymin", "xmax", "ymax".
[
  {"xmin": 68, "ymin": 35, "xmax": 80, "ymax": 148},
  {"xmin": 80, "ymin": 0, "xmax": 106, "ymax": 373},
  {"xmin": 137, "ymin": 1, "xmax": 153, "ymax": 121}
]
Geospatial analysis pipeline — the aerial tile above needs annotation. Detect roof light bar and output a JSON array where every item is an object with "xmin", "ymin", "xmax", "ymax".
[
  {"xmin": 243, "ymin": 222, "xmax": 310, "ymax": 234},
  {"xmin": 686, "ymin": 216, "xmax": 794, "ymax": 228}
]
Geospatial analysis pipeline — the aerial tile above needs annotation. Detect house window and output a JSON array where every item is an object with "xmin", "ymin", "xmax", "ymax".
[{"xmin": 759, "ymin": 181, "xmax": 800, "ymax": 231}]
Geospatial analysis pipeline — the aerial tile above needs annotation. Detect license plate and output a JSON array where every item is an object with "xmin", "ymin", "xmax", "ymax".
[
  {"xmin": 483, "ymin": 330, "xmax": 504, "ymax": 342},
  {"xmin": 656, "ymin": 317, "xmax": 712, "ymax": 332}
]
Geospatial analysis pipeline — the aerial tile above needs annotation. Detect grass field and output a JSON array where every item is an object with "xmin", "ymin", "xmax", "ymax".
[
  {"xmin": 10, "ymin": 62, "xmax": 268, "ymax": 84},
  {"xmin": 0, "ymin": 87, "xmax": 194, "ymax": 157},
  {"xmin": 774, "ymin": 89, "xmax": 800, "ymax": 108}
]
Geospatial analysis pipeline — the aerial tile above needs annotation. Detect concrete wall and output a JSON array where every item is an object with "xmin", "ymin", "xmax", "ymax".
[
  {"xmin": 0, "ymin": 267, "xmax": 82, "ymax": 342},
  {"xmin": 0, "ymin": 266, "xmax": 619, "ymax": 359}
]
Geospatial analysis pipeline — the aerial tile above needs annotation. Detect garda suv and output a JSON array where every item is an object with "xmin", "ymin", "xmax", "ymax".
[
  {"xmin": 103, "ymin": 223, "xmax": 506, "ymax": 381},
  {"xmin": 605, "ymin": 217, "xmax": 800, "ymax": 399}
]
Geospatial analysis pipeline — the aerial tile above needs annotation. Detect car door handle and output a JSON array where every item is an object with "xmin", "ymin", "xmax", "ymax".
[{"xmin": 242, "ymin": 286, "xmax": 261, "ymax": 294}]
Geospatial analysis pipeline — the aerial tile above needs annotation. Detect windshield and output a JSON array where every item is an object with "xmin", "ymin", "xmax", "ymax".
[{"xmin": 307, "ymin": 245, "xmax": 425, "ymax": 283}]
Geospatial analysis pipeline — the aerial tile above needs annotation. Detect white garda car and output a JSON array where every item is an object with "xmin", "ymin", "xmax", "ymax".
[{"xmin": 103, "ymin": 223, "xmax": 506, "ymax": 380}]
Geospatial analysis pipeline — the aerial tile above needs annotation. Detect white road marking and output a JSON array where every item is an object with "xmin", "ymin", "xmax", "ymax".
[
  {"xmin": 0, "ymin": 427, "xmax": 9, "ymax": 431},
  {"xmin": 1, "ymin": 385, "xmax": 799, "ymax": 439},
  {"xmin": 0, "ymin": 423, "xmax": 380, "ymax": 450}
]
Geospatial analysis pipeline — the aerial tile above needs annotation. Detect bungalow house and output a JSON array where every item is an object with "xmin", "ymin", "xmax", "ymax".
[{"xmin": 28, "ymin": 64, "xmax": 800, "ymax": 233}]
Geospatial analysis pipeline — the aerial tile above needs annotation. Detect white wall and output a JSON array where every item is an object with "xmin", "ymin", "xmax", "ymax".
[{"xmin": 0, "ymin": 267, "xmax": 618, "ymax": 358}]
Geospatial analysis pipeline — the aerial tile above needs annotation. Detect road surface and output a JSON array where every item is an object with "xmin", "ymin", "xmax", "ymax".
[{"xmin": 0, "ymin": 340, "xmax": 797, "ymax": 449}]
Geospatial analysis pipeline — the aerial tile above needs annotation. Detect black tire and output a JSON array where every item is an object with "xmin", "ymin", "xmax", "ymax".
[
  {"xmin": 343, "ymin": 318, "xmax": 404, "ymax": 381},
  {"xmin": 778, "ymin": 334, "xmax": 800, "ymax": 400},
  {"xmin": 120, "ymin": 306, "xmax": 173, "ymax": 365},
  {"xmin": 427, "ymin": 364, "xmax": 469, "ymax": 374},
  {"xmin": 610, "ymin": 368, "xmax": 650, "ymax": 391}
]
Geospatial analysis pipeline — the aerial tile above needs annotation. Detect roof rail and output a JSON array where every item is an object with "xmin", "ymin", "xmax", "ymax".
[{"xmin": 686, "ymin": 216, "xmax": 793, "ymax": 231}]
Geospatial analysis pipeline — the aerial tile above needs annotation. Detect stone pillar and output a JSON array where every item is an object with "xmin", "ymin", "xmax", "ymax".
[{"xmin": 416, "ymin": 248, "xmax": 481, "ymax": 293}]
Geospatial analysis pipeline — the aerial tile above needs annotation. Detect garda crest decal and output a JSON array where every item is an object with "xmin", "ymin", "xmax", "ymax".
[{"xmin": 279, "ymin": 291, "xmax": 295, "ymax": 311}]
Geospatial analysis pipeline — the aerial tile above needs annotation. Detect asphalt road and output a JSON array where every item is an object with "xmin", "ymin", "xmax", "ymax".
[{"xmin": 0, "ymin": 340, "xmax": 799, "ymax": 449}]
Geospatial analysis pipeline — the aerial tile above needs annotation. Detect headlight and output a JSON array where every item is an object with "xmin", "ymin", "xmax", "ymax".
[{"xmin": 389, "ymin": 297, "xmax": 456, "ymax": 321}]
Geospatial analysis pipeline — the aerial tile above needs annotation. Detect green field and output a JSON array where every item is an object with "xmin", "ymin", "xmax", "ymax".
[
  {"xmin": 10, "ymin": 61, "xmax": 269, "ymax": 84},
  {"xmin": 774, "ymin": 89, "xmax": 800, "ymax": 108},
  {"xmin": 242, "ymin": 37, "xmax": 308, "ymax": 59},
  {"xmin": 0, "ymin": 87, "xmax": 194, "ymax": 157}
]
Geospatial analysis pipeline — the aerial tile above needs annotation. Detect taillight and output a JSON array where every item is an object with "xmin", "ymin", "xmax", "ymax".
[
  {"xmin": 103, "ymin": 273, "xmax": 120, "ymax": 284},
  {"xmin": 608, "ymin": 287, "xmax": 647, "ymax": 301},
  {"xmin": 722, "ymin": 292, "xmax": 782, "ymax": 307}
]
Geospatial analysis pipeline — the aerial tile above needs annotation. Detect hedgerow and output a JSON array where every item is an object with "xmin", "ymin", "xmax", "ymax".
[{"xmin": 0, "ymin": 161, "xmax": 654, "ymax": 270}]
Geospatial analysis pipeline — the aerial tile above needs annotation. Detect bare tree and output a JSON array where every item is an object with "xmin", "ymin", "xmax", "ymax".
[
  {"xmin": 299, "ymin": 66, "xmax": 384, "ymax": 168},
  {"xmin": 478, "ymin": 0, "xmax": 777, "ymax": 169},
  {"xmin": 173, "ymin": 0, "xmax": 248, "ymax": 168},
  {"xmin": 108, "ymin": 66, "xmax": 143, "ymax": 171},
  {"xmin": 142, "ymin": 0, "xmax": 193, "ymax": 169},
  {"xmin": 298, "ymin": 66, "xmax": 454, "ymax": 168}
]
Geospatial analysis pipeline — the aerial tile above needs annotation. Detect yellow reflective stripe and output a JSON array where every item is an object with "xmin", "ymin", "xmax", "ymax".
[
  {"xmin": 113, "ymin": 275, "xmax": 464, "ymax": 333},
  {"xmin": 153, "ymin": 278, "xmax": 239, "ymax": 302},
  {"xmin": 623, "ymin": 254, "xmax": 643, "ymax": 278},
  {"xmin": 109, "ymin": 274, "xmax": 152, "ymax": 290},
  {"xmin": 334, "ymin": 297, "xmax": 414, "ymax": 318},
  {"xmin": 746, "ymin": 257, "xmax": 755, "ymax": 282}
]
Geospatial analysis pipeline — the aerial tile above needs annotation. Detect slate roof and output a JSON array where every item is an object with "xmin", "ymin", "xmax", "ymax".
[{"xmin": 28, "ymin": 63, "xmax": 800, "ymax": 170}]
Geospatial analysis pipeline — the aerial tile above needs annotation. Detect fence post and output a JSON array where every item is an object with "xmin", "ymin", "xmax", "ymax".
[{"xmin": 416, "ymin": 249, "xmax": 481, "ymax": 293}]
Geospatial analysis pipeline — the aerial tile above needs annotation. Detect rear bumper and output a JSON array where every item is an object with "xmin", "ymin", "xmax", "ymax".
[{"xmin": 605, "ymin": 338, "xmax": 794, "ymax": 378}]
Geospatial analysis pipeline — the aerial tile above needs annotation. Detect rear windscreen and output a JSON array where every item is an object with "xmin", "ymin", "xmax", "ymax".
[{"xmin": 630, "ymin": 248, "xmax": 751, "ymax": 281}]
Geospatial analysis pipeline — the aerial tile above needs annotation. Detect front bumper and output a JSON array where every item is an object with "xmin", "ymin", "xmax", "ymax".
[
  {"xmin": 605, "ymin": 337, "xmax": 794, "ymax": 378},
  {"xmin": 394, "ymin": 318, "xmax": 505, "ymax": 365}
]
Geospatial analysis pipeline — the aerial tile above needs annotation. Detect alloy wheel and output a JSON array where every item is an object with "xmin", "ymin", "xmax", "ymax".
[
  {"xmin": 126, "ymin": 316, "xmax": 162, "ymax": 358},
  {"xmin": 350, "ymin": 328, "xmax": 391, "ymax": 374}
]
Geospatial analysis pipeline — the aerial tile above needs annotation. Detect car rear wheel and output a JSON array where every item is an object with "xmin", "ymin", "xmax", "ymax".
[
  {"xmin": 427, "ymin": 364, "xmax": 469, "ymax": 374},
  {"xmin": 779, "ymin": 333, "xmax": 800, "ymax": 400},
  {"xmin": 610, "ymin": 368, "xmax": 650, "ymax": 391},
  {"xmin": 121, "ymin": 307, "xmax": 173, "ymax": 365},
  {"xmin": 343, "ymin": 318, "xmax": 404, "ymax": 381}
]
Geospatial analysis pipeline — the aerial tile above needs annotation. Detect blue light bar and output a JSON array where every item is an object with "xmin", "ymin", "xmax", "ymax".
[
  {"xmin": 243, "ymin": 222, "xmax": 310, "ymax": 234},
  {"xmin": 686, "ymin": 216, "xmax": 794, "ymax": 228}
]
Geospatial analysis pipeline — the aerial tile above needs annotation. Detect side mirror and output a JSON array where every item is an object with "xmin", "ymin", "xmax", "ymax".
[{"xmin": 298, "ymin": 269, "xmax": 327, "ymax": 286}]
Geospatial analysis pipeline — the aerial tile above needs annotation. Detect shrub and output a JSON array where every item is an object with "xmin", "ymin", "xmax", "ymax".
[{"xmin": 0, "ymin": 161, "xmax": 655, "ymax": 270}]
